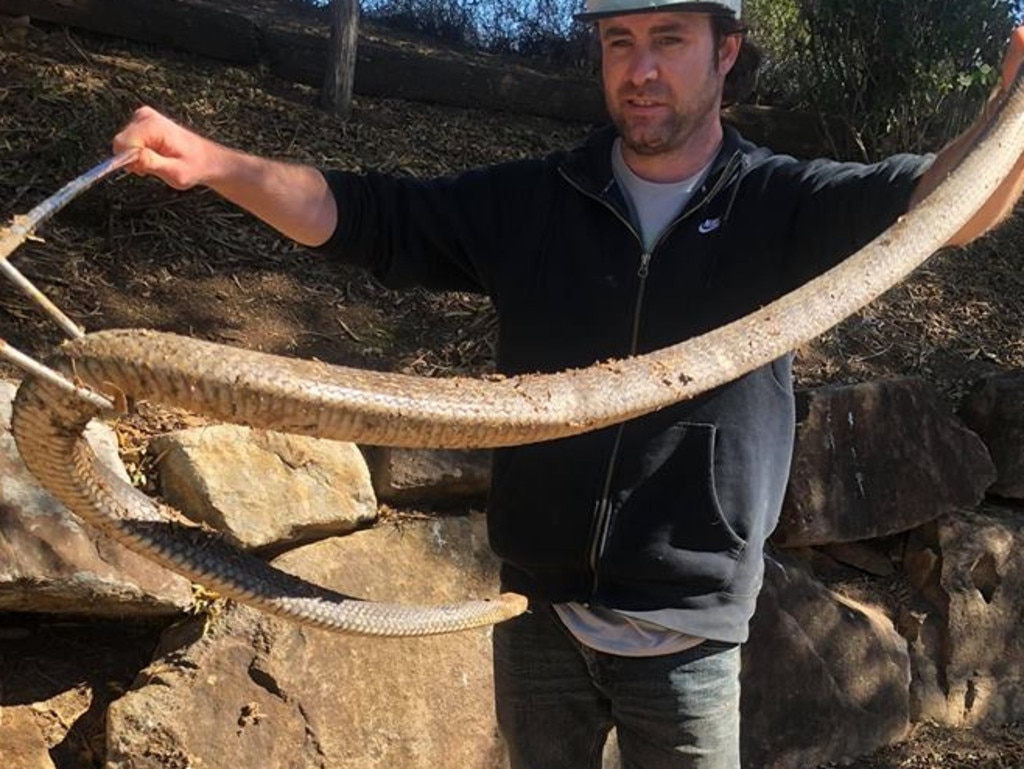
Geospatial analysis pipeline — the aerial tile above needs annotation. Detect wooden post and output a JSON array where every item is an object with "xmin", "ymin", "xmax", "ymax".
[{"xmin": 321, "ymin": 0, "xmax": 359, "ymax": 118}]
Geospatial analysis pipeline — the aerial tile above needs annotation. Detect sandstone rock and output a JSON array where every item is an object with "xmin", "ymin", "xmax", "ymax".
[
  {"xmin": 364, "ymin": 446, "xmax": 491, "ymax": 506},
  {"xmin": 818, "ymin": 540, "xmax": 898, "ymax": 577},
  {"xmin": 106, "ymin": 608, "xmax": 318, "ymax": 769},
  {"xmin": 151, "ymin": 425, "xmax": 377, "ymax": 551},
  {"xmin": 775, "ymin": 378, "xmax": 995, "ymax": 547},
  {"xmin": 959, "ymin": 370, "xmax": 1024, "ymax": 498},
  {"xmin": 741, "ymin": 554, "xmax": 910, "ymax": 769},
  {"xmin": 902, "ymin": 508, "xmax": 1024, "ymax": 726},
  {"xmin": 0, "ymin": 381, "xmax": 191, "ymax": 616},
  {"xmin": 106, "ymin": 514, "xmax": 508, "ymax": 769},
  {"xmin": 0, "ymin": 706, "xmax": 56, "ymax": 769},
  {"xmin": 897, "ymin": 602, "xmax": 951, "ymax": 724}
]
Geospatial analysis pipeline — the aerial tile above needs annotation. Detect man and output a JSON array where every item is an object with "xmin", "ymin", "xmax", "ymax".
[{"xmin": 113, "ymin": 2, "xmax": 1024, "ymax": 766}]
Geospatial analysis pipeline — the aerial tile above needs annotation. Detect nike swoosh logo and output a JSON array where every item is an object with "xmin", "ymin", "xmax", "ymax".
[{"xmin": 698, "ymin": 218, "xmax": 721, "ymax": 235}]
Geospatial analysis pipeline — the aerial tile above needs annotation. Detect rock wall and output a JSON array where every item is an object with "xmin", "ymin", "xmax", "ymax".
[{"xmin": 3, "ymin": 372, "xmax": 1024, "ymax": 768}]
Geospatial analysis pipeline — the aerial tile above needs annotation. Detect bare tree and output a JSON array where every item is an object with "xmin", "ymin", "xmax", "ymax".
[{"xmin": 322, "ymin": 0, "xmax": 360, "ymax": 118}]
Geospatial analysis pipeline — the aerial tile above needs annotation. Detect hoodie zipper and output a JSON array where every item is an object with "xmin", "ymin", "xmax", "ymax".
[
  {"xmin": 586, "ymin": 246, "xmax": 650, "ymax": 590},
  {"xmin": 559, "ymin": 152, "xmax": 744, "ymax": 597}
]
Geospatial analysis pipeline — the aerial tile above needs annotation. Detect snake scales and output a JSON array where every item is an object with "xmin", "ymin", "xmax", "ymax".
[{"xmin": 10, "ymin": 69, "xmax": 1024, "ymax": 637}]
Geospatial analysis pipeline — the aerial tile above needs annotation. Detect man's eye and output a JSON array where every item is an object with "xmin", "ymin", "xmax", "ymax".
[
  {"xmin": 608, "ymin": 38, "xmax": 632, "ymax": 49},
  {"xmin": 656, "ymin": 36, "xmax": 684, "ymax": 47}
]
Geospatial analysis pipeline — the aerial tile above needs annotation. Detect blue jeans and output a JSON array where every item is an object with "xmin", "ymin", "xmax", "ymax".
[{"xmin": 493, "ymin": 603, "xmax": 741, "ymax": 769}]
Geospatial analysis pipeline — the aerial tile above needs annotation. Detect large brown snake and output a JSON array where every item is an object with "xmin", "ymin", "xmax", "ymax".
[{"xmin": 10, "ymin": 69, "xmax": 1024, "ymax": 637}]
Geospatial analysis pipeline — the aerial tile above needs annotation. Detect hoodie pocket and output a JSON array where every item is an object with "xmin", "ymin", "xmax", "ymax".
[{"xmin": 601, "ymin": 421, "xmax": 746, "ymax": 594}]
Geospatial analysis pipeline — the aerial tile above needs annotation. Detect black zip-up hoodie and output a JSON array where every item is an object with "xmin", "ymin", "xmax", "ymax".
[{"xmin": 318, "ymin": 125, "xmax": 930, "ymax": 643}]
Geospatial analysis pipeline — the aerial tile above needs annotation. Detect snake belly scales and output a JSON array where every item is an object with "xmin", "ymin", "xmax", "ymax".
[{"xmin": 11, "ymin": 71, "xmax": 1024, "ymax": 637}]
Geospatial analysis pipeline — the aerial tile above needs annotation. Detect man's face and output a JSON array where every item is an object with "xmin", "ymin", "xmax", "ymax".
[{"xmin": 599, "ymin": 12, "xmax": 739, "ymax": 158}]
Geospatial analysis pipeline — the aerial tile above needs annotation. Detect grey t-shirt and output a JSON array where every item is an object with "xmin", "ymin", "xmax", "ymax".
[
  {"xmin": 612, "ymin": 138, "xmax": 710, "ymax": 250},
  {"xmin": 554, "ymin": 139, "xmax": 715, "ymax": 658}
]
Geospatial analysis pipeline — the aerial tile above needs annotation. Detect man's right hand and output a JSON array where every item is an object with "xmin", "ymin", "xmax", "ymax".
[
  {"xmin": 113, "ymin": 106, "xmax": 224, "ymax": 191},
  {"xmin": 111, "ymin": 105, "xmax": 338, "ymax": 248}
]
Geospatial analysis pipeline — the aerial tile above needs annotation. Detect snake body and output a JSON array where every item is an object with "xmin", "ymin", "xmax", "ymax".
[{"xmin": 11, "ymin": 68, "xmax": 1024, "ymax": 637}]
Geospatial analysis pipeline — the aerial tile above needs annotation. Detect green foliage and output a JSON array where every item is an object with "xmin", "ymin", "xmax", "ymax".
[
  {"xmin": 744, "ymin": 0, "xmax": 806, "ymax": 105},
  {"xmin": 748, "ymin": 0, "xmax": 1016, "ymax": 159}
]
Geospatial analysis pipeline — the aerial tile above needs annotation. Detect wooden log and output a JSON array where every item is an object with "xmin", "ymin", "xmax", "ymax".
[
  {"xmin": 0, "ymin": 0, "xmax": 260, "ymax": 63},
  {"xmin": 262, "ymin": 26, "xmax": 606, "ymax": 123}
]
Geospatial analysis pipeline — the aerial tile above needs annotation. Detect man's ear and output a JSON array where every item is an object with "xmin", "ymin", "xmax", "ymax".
[{"xmin": 718, "ymin": 33, "xmax": 742, "ymax": 76}]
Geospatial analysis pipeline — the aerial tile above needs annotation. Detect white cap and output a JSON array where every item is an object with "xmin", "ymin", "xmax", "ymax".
[{"xmin": 575, "ymin": 0, "xmax": 741, "ymax": 21}]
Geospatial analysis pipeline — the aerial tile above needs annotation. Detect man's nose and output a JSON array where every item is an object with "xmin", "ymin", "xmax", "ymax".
[{"xmin": 627, "ymin": 45, "xmax": 659, "ymax": 85}]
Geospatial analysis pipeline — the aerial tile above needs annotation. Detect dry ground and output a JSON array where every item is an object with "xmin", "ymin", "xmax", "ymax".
[{"xmin": 2, "ymin": 19, "xmax": 1024, "ymax": 769}]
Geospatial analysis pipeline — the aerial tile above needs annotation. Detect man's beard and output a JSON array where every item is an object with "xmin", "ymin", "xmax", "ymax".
[
  {"xmin": 613, "ymin": 105, "xmax": 690, "ymax": 156},
  {"xmin": 608, "ymin": 77, "xmax": 722, "ymax": 157}
]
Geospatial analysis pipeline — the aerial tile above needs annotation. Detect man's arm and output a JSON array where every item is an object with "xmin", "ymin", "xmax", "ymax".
[
  {"xmin": 910, "ymin": 26, "xmax": 1024, "ymax": 247},
  {"xmin": 112, "ymin": 106, "xmax": 337, "ymax": 247}
]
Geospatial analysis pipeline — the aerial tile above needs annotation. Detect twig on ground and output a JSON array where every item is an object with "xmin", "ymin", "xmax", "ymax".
[
  {"xmin": 0, "ymin": 335, "xmax": 114, "ymax": 411},
  {"xmin": 1, "ymin": 150, "xmax": 140, "ymax": 338}
]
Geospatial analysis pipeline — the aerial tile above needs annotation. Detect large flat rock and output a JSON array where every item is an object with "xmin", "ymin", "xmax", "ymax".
[
  {"xmin": 776, "ymin": 379, "xmax": 995, "ymax": 547},
  {"xmin": 740, "ymin": 554, "xmax": 910, "ymax": 768},
  {"xmin": 0, "ymin": 381, "xmax": 191, "ymax": 616},
  {"xmin": 106, "ymin": 514, "xmax": 508, "ymax": 769}
]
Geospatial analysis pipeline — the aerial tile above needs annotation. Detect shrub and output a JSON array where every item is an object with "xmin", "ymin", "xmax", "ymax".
[{"xmin": 747, "ymin": 0, "xmax": 1016, "ymax": 159}]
